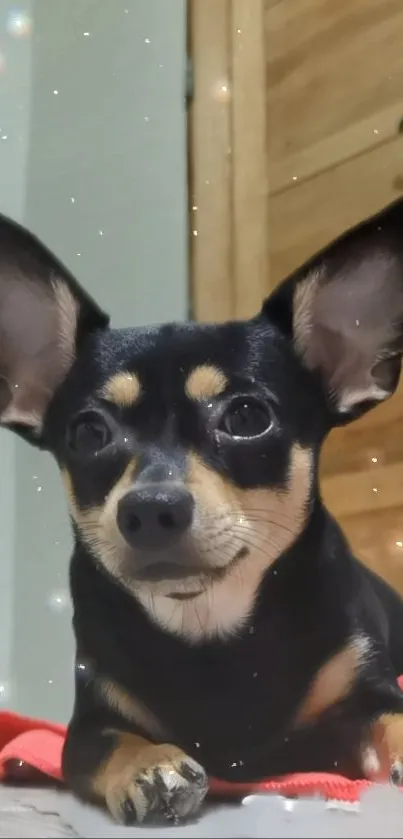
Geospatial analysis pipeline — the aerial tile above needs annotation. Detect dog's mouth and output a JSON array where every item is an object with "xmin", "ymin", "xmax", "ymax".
[
  {"xmin": 134, "ymin": 561, "xmax": 206, "ymax": 582},
  {"xmin": 132, "ymin": 545, "xmax": 249, "ymax": 593}
]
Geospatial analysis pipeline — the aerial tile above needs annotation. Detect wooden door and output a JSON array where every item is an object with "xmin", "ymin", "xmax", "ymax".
[{"xmin": 188, "ymin": 0, "xmax": 403, "ymax": 595}]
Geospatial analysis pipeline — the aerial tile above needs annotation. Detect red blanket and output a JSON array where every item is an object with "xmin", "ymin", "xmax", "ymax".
[{"xmin": 1, "ymin": 681, "xmax": 403, "ymax": 803}]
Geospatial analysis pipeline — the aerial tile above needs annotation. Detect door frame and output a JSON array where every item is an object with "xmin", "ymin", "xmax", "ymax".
[{"xmin": 187, "ymin": 0, "xmax": 270, "ymax": 321}]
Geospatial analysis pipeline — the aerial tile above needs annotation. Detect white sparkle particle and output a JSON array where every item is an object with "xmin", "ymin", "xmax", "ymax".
[
  {"xmin": 194, "ymin": 741, "xmax": 200, "ymax": 748},
  {"xmin": 7, "ymin": 12, "xmax": 32, "ymax": 38},
  {"xmin": 373, "ymin": 129, "xmax": 379, "ymax": 135},
  {"xmin": 292, "ymin": 175, "xmax": 298, "ymax": 181},
  {"xmin": 70, "ymin": 196, "xmax": 75, "ymax": 203},
  {"xmin": 98, "ymin": 229, "xmax": 104, "ymax": 236},
  {"xmin": 192, "ymin": 205, "xmax": 198, "ymax": 211},
  {"xmin": 1, "ymin": 135, "xmax": 7, "ymax": 141},
  {"xmin": 48, "ymin": 591, "xmax": 69, "ymax": 612},
  {"xmin": 252, "ymin": 671, "xmax": 258, "ymax": 678},
  {"xmin": 355, "ymin": 319, "xmax": 360, "ymax": 326},
  {"xmin": 0, "ymin": 682, "xmax": 9, "ymax": 703},
  {"xmin": 192, "ymin": 229, "xmax": 198, "ymax": 237},
  {"xmin": 37, "ymin": 486, "xmax": 42, "ymax": 493},
  {"xmin": 144, "ymin": 116, "xmax": 150, "ymax": 122},
  {"xmin": 48, "ymin": 679, "xmax": 53, "ymax": 685},
  {"xmin": 373, "ymin": 487, "xmax": 378, "ymax": 493},
  {"xmin": 77, "ymin": 662, "xmax": 86, "ymax": 671},
  {"xmin": 83, "ymin": 31, "xmax": 90, "ymax": 37},
  {"xmin": 396, "ymin": 541, "xmax": 403, "ymax": 548},
  {"xmin": 237, "ymin": 28, "xmax": 242, "ymax": 34},
  {"xmin": 76, "ymin": 252, "xmax": 81, "ymax": 257},
  {"xmin": 144, "ymin": 37, "xmax": 151, "ymax": 44},
  {"xmin": 371, "ymin": 457, "xmax": 378, "ymax": 463},
  {"xmin": 53, "ymin": 89, "xmax": 59, "ymax": 95}
]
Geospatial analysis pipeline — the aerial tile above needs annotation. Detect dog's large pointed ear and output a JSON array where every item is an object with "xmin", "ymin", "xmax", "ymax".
[
  {"xmin": 0, "ymin": 214, "xmax": 109, "ymax": 436},
  {"xmin": 263, "ymin": 200, "xmax": 403, "ymax": 423}
]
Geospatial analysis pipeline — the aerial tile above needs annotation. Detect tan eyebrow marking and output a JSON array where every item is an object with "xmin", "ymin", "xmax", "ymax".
[
  {"xmin": 185, "ymin": 364, "xmax": 228, "ymax": 401},
  {"xmin": 101, "ymin": 372, "xmax": 141, "ymax": 407}
]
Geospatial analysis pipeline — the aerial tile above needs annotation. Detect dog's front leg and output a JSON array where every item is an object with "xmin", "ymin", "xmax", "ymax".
[{"xmin": 62, "ymin": 721, "xmax": 208, "ymax": 824}]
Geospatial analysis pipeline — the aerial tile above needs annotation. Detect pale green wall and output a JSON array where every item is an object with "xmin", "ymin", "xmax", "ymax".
[{"xmin": 0, "ymin": 0, "xmax": 188, "ymax": 721}]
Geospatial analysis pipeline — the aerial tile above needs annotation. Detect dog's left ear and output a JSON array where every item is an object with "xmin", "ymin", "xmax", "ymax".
[
  {"xmin": 263, "ymin": 199, "xmax": 403, "ymax": 422},
  {"xmin": 0, "ymin": 214, "xmax": 109, "ymax": 437}
]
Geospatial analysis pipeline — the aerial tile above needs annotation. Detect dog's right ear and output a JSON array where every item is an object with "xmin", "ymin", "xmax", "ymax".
[{"xmin": 0, "ymin": 214, "xmax": 109, "ymax": 436}]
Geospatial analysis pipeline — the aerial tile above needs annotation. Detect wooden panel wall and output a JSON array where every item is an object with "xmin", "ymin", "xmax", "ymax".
[
  {"xmin": 188, "ymin": 0, "xmax": 269, "ymax": 320},
  {"xmin": 188, "ymin": 0, "xmax": 403, "ymax": 596}
]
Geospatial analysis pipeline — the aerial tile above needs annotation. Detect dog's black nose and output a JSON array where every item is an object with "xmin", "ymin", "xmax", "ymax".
[{"xmin": 117, "ymin": 485, "xmax": 194, "ymax": 550}]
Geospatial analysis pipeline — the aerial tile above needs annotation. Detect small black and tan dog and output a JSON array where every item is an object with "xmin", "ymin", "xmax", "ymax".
[{"xmin": 1, "ymin": 199, "xmax": 403, "ymax": 823}]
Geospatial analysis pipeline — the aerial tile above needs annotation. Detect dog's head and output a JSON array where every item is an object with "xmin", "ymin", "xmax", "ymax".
[{"xmin": 1, "ymin": 204, "xmax": 403, "ymax": 642}]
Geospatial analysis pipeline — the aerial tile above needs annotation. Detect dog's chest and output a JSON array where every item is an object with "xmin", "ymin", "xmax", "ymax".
[{"xmin": 122, "ymin": 620, "xmax": 345, "ymax": 772}]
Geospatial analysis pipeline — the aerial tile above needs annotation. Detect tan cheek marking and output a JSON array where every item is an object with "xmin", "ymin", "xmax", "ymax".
[
  {"xmin": 97, "ymin": 678, "xmax": 166, "ymax": 741},
  {"xmin": 92, "ymin": 732, "xmax": 187, "ymax": 813},
  {"xmin": 185, "ymin": 364, "xmax": 228, "ymax": 401},
  {"xmin": 186, "ymin": 451, "xmax": 234, "ymax": 509},
  {"xmin": 187, "ymin": 443, "xmax": 311, "ymax": 558},
  {"xmin": 236, "ymin": 444, "xmax": 311, "ymax": 551},
  {"xmin": 101, "ymin": 372, "xmax": 141, "ymax": 407},
  {"xmin": 294, "ymin": 637, "xmax": 369, "ymax": 725},
  {"xmin": 60, "ymin": 461, "xmax": 137, "ymax": 570}
]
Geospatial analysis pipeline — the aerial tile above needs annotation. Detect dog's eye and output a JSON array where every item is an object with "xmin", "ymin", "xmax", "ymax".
[
  {"xmin": 68, "ymin": 412, "xmax": 111, "ymax": 455},
  {"xmin": 219, "ymin": 398, "xmax": 273, "ymax": 439}
]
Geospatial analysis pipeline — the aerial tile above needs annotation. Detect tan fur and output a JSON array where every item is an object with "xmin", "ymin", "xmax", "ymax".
[
  {"xmin": 62, "ymin": 444, "xmax": 312, "ymax": 643},
  {"xmin": 137, "ymin": 444, "xmax": 312, "ymax": 641},
  {"xmin": 52, "ymin": 278, "xmax": 80, "ymax": 371},
  {"xmin": 185, "ymin": 364, "xmax": 228, "ymax": 401},
  {"xmin": 61, "ymin": 461, "xmax": 136, "ymax": 583},
  {"xmin": 292, "ymin": 270, "xmax": 320, "ymax": 361},
  {"xmin": 101, "ymin": 372, "xmax": 141, "ymax": 407},
  {"xmin": 359, "ymin": 714, "xmax": 403, "ymax": 782},
  {"xmin": 376, "ymin": 713, "xmax": 403, "ymax": 762},
  {"xmin": 97, "ymin": 678, "xmax": 166, "ymax": 741},
  {"xmin": 92, "ymin": 732, "xmax": 187, "ymax": 820},
  {"xmin": 295, "ymin": 636, "xmax": 370, "ymax": 725}
]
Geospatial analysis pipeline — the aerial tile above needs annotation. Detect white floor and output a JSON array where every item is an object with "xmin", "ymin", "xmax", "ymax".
[
  {"xmin": 62, "ymin": 784, "xmax": 403, "ymax": 839},
  {"xmin": 3, "ymin": 783, "xmax": 403, "ymax": 838}
]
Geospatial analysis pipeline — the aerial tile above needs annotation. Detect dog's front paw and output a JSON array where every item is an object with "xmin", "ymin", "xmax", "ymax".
[
  {"xmin": 363, "ymin": 715, "xmax": 403, "ymax": 785},
  {"xmin": 103, "ymin": 742, "xmax": 208, "ymax": 825}
]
